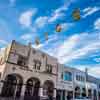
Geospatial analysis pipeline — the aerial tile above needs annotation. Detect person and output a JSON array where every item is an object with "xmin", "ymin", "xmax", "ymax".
[{"xmin": 48, "ymin": 95, "xmax": 53, "ymax": 100}]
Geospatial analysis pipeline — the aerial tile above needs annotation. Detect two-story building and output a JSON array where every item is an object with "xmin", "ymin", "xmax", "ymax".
[
  {"xmin": 0, "ymin": 40, "xmax": 57, "ymax": 99},
  {"xmin": 56, "ymin": 66, "xmax": 100, "ymax": 100},
  {"xmin": 56, "ymin": 64, "xmax": 73, "ymax": 100},
  {"xmin": 73, "ymin": 68, "xmax": 98, "ymax": 100}
]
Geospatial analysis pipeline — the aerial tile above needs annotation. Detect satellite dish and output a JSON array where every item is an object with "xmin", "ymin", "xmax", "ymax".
[
  {"xmin": 72, "ymin": 8, "xmax": 80, "ymax": 21},
  {"xmin": 56, "ymin": 24, "xmax": 62, "ymax": 32}
]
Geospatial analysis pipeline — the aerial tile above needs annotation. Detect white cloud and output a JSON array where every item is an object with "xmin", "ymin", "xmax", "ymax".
[
  {"xmin": 54, "ymin": 6, "xmax": 68, "ymax": 14},
  {"xmin": 0, "ymin": 47, "xmax": 6, "ymax": 55},
  {"xmin": 48, "ymin": 4, "xmax": 66, "ymax": 22},
  {"xmin": 43, "ymin": 32, "xmax": 100, "ymax": 64},
  {"xmin": 20, "ymin": 33, "xmax": 36, "ymax": 43},
  {"xmin": 0, "ymin": 47, "xmax": 5, "ymax": 51},
  {"xmin": 0, "ymin": 40, "xmax": 8, "ymax": 45},
  {"xmin": 20, "ymin": 34, "xmax": 34, "ymax": 40},
  {"xmin": 19, "ymin": 9, "xmax": 37, "ymax": 28},
  {"xmin": 35, "ymin": 16, "xmax": 48, "ymax": 28},
  {"xmin": 48, "ymin": 0, "xmax": 75, "ymax": 23},
  {"xmin": 83, "ymin": 7, "xmax": 100, "ymax": 18},
  {"xmin": 59, "ymin": 35, "xmax": 100, "ymax": 63},
  {"xmin": 48, "ymin": 12, "xmax": 64, "ymax": 22},
  {"xmin": 77, "ymin": 65, "xmax": 100, "ymax": 78},
  {"xmin": 57, "ymin": 34, "xmax": 80, "ymax": 58},
  {"xmin": 61, "ymin": 23, "xmax": 73, "ymax": 31},
  {"xmin": 94, "ymin": 18, "xmax": 100, "ymax": 30},
  {"xmin": 94, "ymin": 57, "xmax": 100, "ymax": 63}
]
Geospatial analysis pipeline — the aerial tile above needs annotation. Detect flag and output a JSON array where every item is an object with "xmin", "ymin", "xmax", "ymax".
[{"xmin": 56, "ymin": 24, "xmax": 62, "ymax": 32}]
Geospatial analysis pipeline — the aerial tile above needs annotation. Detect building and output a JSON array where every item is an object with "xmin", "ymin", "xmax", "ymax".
[
  {"xmin": 0, "ymin": 40, "xmax": 100, "ymax": 100},
  {"xmin": 56, "ymin": 64, "xmax": 73, "ymax": 100},
  {"xmin": 73, "ymin": 68, "xmax": 99, "ymax": 100},
  {"xmin": 57, "ymin": 65, "xmax": 100, "ymax": 100},
  {"xmin": 0, "ymin": 40, "xmax": 57, "ymax": 99}
]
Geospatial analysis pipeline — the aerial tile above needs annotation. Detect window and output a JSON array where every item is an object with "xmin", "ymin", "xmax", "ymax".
[
  {"xmin": 61, "ymin": 72, "xmax": 63, "ymax": 79},
  {"xmin": 99, "ymin": 84, "xmax": 100, "ymax": 88},
  {"xmin": 46, "ymin": 64, "xmax": 52, "ymax": 73},
  {"xmin": 64, "ymin": 71, "xmax": 72, "ymax": 81},
  {"xmin": 17, "ymin": 55, "xmax": 27, "ymax": 66},
  {"xmin": 76, "ymin": 75, "xmax": 78, "ymax": 81},
  {"xmin": 33, "ymin": 60, "xmax": 41, "ymax": 70},
  {"xmin": 76, "ymin": 75, "xmax": 85, "ymax": 81}
]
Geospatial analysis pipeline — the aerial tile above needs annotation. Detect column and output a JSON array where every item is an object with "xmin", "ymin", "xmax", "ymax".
[
  {"xmin": 54, "ymin": 89, "xmax": 56, "ymax": 98},
  {"xmin": 61, "ymin": 90, "xmax": 63, "ymax": 100},
  {"xmin": 80, "ymin": 87, "xmax": 82, "ymax": 98},
  {"xmin": 21, "ymin": 84, "xmax": 26, "ymax": 98},
  {"xmin": 97, "ymin": 90, "xmax": 99, "ymax": 100},
  {"xmin": 39, "ymin": 87, "xmax": 43, "ymax": 97},
  {"xmin": 0, "ymin": 81, "xmax": 3, "ymax": 95},
  {"xmin": 65, "ymin": 91, "xmax": 67, "ymax": 100},
  {"xmin": 92, "ymin": 89, "xmax": 94, "ymax": 100}
]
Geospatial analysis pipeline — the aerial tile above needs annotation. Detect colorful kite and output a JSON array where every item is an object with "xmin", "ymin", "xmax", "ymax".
[
  {"xmin": 56, "ymin": 24, "xmax": 62, "ymax": 32},
  {"xmin": 44, "ymin": 32, "xmax": 48, "ymax": 41},
  {"xmin": 72, "ymin": 8, "xmax": 80, "ymax": 21},
  {"xmin": 35, "ymin": 37, "xmax": 40, "ymax": 45}
]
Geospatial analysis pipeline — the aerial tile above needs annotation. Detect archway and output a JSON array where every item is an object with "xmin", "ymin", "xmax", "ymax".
[
  {"xmin": 43, "ymin": 80, "xmax": 54, "ymax": 99},
  {"xmin": 82, "ymin": 88, "xmax": 86, "ymax": 97},
  {"xmin": 25, "ymin": 77, "xmax": 40, "ymax": 97},
  {"xmin": 88, "ymin": 89, "xmax": 92, "ymax": 98},
  {"xmin": 75, "ymin": 86, "xmax": 80, "ymax": 98},
  {"xmin": 1, "ymin": 74, "xmax": 23, "ymax": 98}
]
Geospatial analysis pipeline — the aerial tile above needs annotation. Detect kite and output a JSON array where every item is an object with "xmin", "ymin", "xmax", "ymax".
[
  {"xmin": 56, "ymin": 24, "xmax": 62, "ymax": 32},
  {"xmin": 72, "ymin": 8, "xmax": 80, "ymax": 21},
  {"xmin": 35, "ymin": 37, "xmax": 40, "ymax": 45},
  {"xmin": 44, "ymin": 32, "xmax": 48, "ymax": 41}
]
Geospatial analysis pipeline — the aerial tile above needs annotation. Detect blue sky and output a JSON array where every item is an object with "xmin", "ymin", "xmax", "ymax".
[{"xmin": 0, "ymin": 0, "xmax": 100, "ymax": 77}]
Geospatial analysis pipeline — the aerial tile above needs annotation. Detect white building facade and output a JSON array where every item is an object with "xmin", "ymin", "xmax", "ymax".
[{"xmin": 56, "ymin": 65, "xmax": 100, "ymax": 100}]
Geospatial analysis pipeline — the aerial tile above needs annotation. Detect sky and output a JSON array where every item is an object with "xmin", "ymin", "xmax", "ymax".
[{"xmin": 0, "ymin": 0, "xmax": 100, "ymax": 78}]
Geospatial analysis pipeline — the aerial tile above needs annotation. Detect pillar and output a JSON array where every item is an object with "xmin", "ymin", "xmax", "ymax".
[
  {"xmin": 97, "ymin": 90, "xmax": 99, "ymax": 100},
  {"xmin": 39, "ymin": 87, "xmax": 43, "ymax": 97},
  {"xmin": 54, "ymin": 89, "xmax": 56, "ymax": 98},
  {"xmin": 21, "ymin": 84, "xmax": 26, "ymax": 97},
  {"xmin": 80, "ymin": 87, "xmax": 82, "ymax": 97},
  {"xmin": 65, "ymin": 91, "xmax": 68, "ymax": 100},
  {"xmin": 0, "ymin": 81, "xmax": 3, "ymax": 95},
  {"xmin": 91, "ymin": 89, "xmax": 94, "ymax": 100}
]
